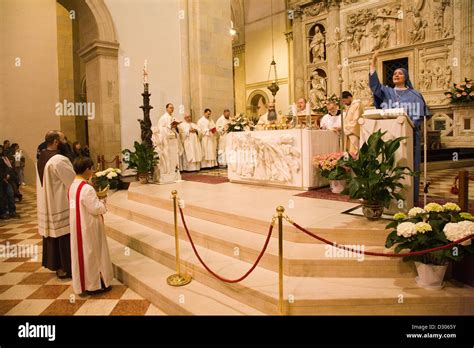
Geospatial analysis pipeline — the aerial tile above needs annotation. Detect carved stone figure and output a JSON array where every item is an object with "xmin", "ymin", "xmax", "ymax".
[
  {"xmin": 310, "ymin": 26, "xmax": 325, "ymax": 62},
  {"xmin": 434, "ymin": 65, "xmax": 445, "ymax": 90},
  {"xmin": 410, "ymin": 9, "xmax": 427, "ymax": 43},
  {"xmin": 309, "ymin": 71, "xmax": 327, "ymax": 110},
  {"xmin": 371, "ymin": 22, "xmax": 392, "ymax": 51},
  {"xmin": 443, "ymin": 65, "xmax": 452, "ymax": 89},
  {"xmin": 419, "ymin": 68, "xmax": 433, "ymax": 91}
]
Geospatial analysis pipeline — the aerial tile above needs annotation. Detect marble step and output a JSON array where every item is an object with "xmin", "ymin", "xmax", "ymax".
[
  {"xmin": 104, "ymin": 212, "xmax": 474, "ymax": 315},
  {"xmin": 108, "ymin": 238, "xmax": 263, "ymax": 315},
  {"xmin": 106, "ymin": 192, "xmax": 416, "ymax": 278},
  {"xmin": 126, "ymin": 182, "xmax": 390, "ymax": 245}
]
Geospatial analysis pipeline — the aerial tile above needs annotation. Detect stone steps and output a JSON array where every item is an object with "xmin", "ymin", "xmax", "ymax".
[
  {"xmin": 108, "ymin": 237, "xmax": 263, "ymax": 315},
  {"xmin": 126, "ymin": 182, "xmax": 390, "ymax": 245},
  {"xmin": 107, "ymin": 191, "xmax": 416, "ymax": 278},
  {"xmin": 104, "ymin": 212, "xmax": 474, "ymax": 315}
]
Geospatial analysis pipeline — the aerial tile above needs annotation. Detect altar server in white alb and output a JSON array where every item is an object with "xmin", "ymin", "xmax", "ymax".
[
  {"xmin": 197, "ymin": 108, "xmax": 218, "ymax": 168},
  {"xmin": 69, "ymin": 156, "xmax": 113, "ymax": 295},
  {"xmin": 178, "ymin": 113, "xmax": 202, "ymax": 172},
  {"xmin": 153, "ymin": 103, "xmax": 182, "ymax": 175},
  {"xmin": 216, "ymin": 108, "xmax": 231, "ymax": 167},
  {"xmin": 37, "ymin": 130, "xmax": 76, "ymax": 279},
  {"xmin": 320, "ymin": 101, "xmax": 342, "ymax": 131}
]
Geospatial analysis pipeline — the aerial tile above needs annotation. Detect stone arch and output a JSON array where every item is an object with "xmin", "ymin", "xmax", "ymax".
[
  {"xmin": 247, "ymin": 89, "xmax": 269, "ymax": 118},
  {"xmin": 57, "ymin": 0, "xmax": 120, "ymax": 163}
]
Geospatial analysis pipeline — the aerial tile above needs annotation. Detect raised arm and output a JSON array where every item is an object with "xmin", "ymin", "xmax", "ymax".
[{"xmin": 368, "ymin": 50, "xmax": 386, "ymax": 102}]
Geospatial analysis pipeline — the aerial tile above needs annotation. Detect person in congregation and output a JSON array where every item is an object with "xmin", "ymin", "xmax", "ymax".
[
  {"xmin": 69, "ymin": 156, "xmax": 113, "ymax": 295},
  {"xmin": 341, "ymin": 91, "xmax": 364, "ymax": 153},
  {"xmin": 369, "ymin": 50, "xmax": 430, "ymax": 205},
  {"xmin": 256, "ymin": 102, "xmax": 279, "ymax": 129},
  {"xmin": 178, "ymin": 113, "xmax": 202, "ymax": 172},
  {"xmin": 0, "ymin": 145, "xmax": 18, "ymax": 219},
  {"xmin": 197, "ymin": 108, "xmax": 218, "ymax": 169},
  {"xmin": 37, "ymin": 130, "xmax": 76, "ymax": 279},
  {"xmin": 154, "ymin": 103, "xmax": 182, "ymax": 175},
  {"xmin": 216, "ymin": 109, "xmax": 231, "ymax": 168},
  {"xmin": 319, "ymin": 101, "xmax": 342, "ymax": 132}
]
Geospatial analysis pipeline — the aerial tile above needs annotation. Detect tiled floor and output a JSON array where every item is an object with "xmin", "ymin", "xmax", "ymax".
[{"xmin": 0, "ymin": 186, "xmax": 163, "ymax": 315}]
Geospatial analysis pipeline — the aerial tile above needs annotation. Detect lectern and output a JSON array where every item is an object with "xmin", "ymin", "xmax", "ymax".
[{"xmin": 359, "ymin": 108, "xmax": 414, "ymax": 212}]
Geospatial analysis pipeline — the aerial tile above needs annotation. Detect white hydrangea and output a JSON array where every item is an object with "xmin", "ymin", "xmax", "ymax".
[
  {"xmin": 115, "ymin": 168, "xmax": 122, "ymax": 174},
  {"xmin": 95, "ymin": 171, "xmax": 106, "ymax": 177},
  {"xmin": 444, "ymin": 222, "xmax": 463, "ymax": 241},
  {"xmin": 408, "ymin": 207, "xmax": 425, "ymax": 217},
  {"xmin": 443, "ymin": 202, "xmax": 461, "ymax": 212},
  {"xmin": 396, "ymin": 222, "xmax": 417, "ymax": 238},
  {"xmin": 424, "ymin": 202, "xmax": 443, "ymax": 213},
  {"xmin": 106, "ymin": 172, "xmax": 118, "ymax": 179},
  {"xmin": 415, "ymin": 222, "xmax": 432, "ymax": 233}
]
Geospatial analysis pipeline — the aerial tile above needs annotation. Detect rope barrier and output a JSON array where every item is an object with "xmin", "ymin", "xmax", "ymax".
[
  {"xmin": 289, "ymin": 218, "xmax": 474, "ymax": 258},
  {"xmin": 178, "ymin": 206, "xmax": 275, "ymax": 283}
]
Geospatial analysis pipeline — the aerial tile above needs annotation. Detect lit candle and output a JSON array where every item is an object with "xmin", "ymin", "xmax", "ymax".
[{"xmin": 143, "ymin": 59, "xmax": 148, "ymax": 84}]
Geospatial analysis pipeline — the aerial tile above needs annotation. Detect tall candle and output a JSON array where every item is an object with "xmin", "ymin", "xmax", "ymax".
[
  {"xmin": 143, "ymin": 59, "xmax": 148, "ymax": 84},
  {"xmin": 305, "ymin": 102, "xmax": 311, "ymax": 116}
]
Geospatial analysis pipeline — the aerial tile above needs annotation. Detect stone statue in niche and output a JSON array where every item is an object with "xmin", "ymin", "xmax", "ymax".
[
  {"xmin": 310, "ymin": 26, "xmax": 325, "ymax": 63},
  {"xmin": 371, "ymin": 22, "xmax": 392, "ymax": 51},
  {"xmin": 309, "ymin": 71, "xmax": 327, "ymax": 110},
  {"xmin": 409, "ymin": 9, "xmax": 427, "ymax": 43}
]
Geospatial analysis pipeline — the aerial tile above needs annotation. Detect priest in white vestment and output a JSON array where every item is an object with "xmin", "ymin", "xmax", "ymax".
[
  {"xmin": 178, "ymin": 113, "xmax": 202, "ymax": 172},
  {"xmin": 37, "ymin": 131, "xmax": 76, "ymax": 278},
  {"xmin": 296, "ymin": 98, "xmax": 308, "ymax": 116},
  {"xmin": 152, "ymin": 103, "xmax": 182, "ymax": 178},
  {"xmin": 197, "ymin": 108, "xmax": 218, "ymax": 168},
  {"xmin": 320, "ymin": 101, "xmax": 342, "ymax": 131},
  {"xmin": 216, "ymin": 109, "xmax": 231, "ymax": 167},
  {"xmin": 256, "ymin": 102, "xmax": 279, "ymax": 129},
  {"xmin": 69, "ymin": 156, "xmax": 113, "ymax": 294},
  {"xmin": 341, "ymin": 91, "xmax": 364, "ymax": 153}
]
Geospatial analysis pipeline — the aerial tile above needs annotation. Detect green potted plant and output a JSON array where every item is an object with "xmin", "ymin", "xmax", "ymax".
[
  {"xmin": 122, "ymin": 141, "xmax": 159, "ymax": 184},
  {"xmin": 385, "ymin": 203, "xmax": 474, "ymax": 289},
  {"xmin": 339, "ymin": 130, "xmax": 415, "ymax": 220}
]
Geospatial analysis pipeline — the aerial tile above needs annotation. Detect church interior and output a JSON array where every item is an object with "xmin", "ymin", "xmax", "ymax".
[{"xmin": 1, "ymin": 0, "xmax": 474, "ymax": 320}]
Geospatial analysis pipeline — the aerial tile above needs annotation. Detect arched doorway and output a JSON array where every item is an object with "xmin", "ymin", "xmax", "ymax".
[{"xmin": 56, "ymin": 0, "xmax": 120, "ymax": 162}]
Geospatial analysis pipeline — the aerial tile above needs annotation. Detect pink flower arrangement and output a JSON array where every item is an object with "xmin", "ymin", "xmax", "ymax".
[
  {"xmin": 313, "ymin": 151, "xmax": 356, "ymax": 180},
  {"xmin": 445, "ymin": 78, "xmax": 473, "ymax": 104}
]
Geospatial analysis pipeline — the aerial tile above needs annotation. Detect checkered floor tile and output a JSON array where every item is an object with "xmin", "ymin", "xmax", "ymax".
[
  {"xmin": 420, "ymin": 166, "xmax": 474, "ymax": 201},
  {"xmin": 0, "ymin": 186, "xmax": 163, "ymax": 316}
]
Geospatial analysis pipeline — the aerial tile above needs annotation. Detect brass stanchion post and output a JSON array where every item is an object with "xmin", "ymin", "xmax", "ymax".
[
  {"xmin": 167, "ymin": 190, "xmax": 192, "ymax": 286},
  {"xmin": 277, "ymin": 206, "xmax": 285, "ymax": 315}
]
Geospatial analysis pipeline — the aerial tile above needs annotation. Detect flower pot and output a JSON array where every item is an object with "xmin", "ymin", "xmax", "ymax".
[
  {"xmin": 138, "ymin": 173, "xmax": 148, "ymax": 184},
  {"xmin": 329, "ymin": 180, "xmax": 346, "ymax": 194},
  {"xmin": 361, "ymin": 201, "xmax": 384, "ymax": 220},
  {"xmin": 415, "ymin": 262, "xmax": 448, "ymax": 290}
]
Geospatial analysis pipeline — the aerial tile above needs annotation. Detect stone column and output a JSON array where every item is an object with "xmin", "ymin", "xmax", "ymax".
[
  {"xmin": 187, "ymin": 0, "xmax": 234, "ymax": 120},
  {"xmin": 78, "ymin": 41, "xmax": 121, "ymax": 163},
  {"xmin": 286, "ymin": 31, "xmax": 295, "ymax": 104},
  {"xmin": 233, "ymin": 44, "xmax": 246, "ymax": 114},
  {"xmin": 325, "ymin": 1, "xmax": 341, "ymax": 95},
  {"xmin": 292, "ymin": 15, "xmax": 305, "ymax": 100}
]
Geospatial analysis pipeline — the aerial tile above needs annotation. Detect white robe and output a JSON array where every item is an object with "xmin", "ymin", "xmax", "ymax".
[
  {"xmin": 320, "ymin": 113, "xmax": 342, "ymax": 130},
  {"xmin": 36, "ymin": 154, "xmax": 75, "ymax": 238},
  {"xmin": 154, "ymin": 112, "xmax": 181, "ymax": 175},
  {"xmin": 216, "ymin": 115, "xmax": 231, "ymax": 167},
  {"xmin": 178, "ymin": 121, "xmax": 202, "ymax": 171},
  {"xmin": 69, "ymin": 178, "xmax": 113, "ymax": 294},
  {"xmin": 197, "ymin": 116, "xmax": 217, "ymax": 168}
]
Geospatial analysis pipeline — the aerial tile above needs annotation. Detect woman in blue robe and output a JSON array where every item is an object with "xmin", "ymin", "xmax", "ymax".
[{"xmin": 368, "ymin": 51, "xmax": 431, "ymax": 206}]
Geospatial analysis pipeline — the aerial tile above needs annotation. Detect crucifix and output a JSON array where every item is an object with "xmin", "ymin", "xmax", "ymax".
[{"xmin": 327, "ymin": 27, "xmax": 347, "ymax": 151}]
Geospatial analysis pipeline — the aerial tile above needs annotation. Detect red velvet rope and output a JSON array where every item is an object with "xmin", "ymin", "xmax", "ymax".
[
  {"xmin": 178, "ymin": 207, "xmax": 274, "ymax": 283},
  {"xmin": 291, "ymin": 221, "xmax": 474, "ymax": 257}
]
